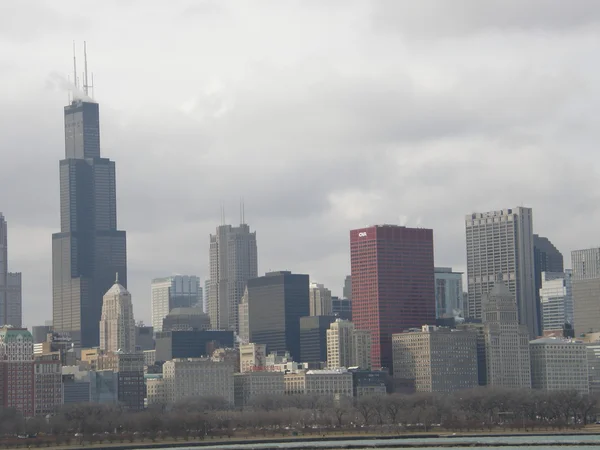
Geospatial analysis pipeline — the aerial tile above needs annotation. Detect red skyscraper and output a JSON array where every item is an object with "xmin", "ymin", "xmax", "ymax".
[{"xmin": 350, "ymin": 225, "xmax": 435, "ymax": 371}]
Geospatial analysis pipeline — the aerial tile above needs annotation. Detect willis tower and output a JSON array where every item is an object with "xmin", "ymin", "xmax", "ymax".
[{"xmin": 52, "ymin": 48, "xmax": 127, "ymax": 347}]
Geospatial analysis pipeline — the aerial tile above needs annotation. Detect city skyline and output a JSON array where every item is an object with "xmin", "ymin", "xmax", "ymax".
[{"xmin": 1, "ymin": 1, "xmax": 600, "ymax": 327}]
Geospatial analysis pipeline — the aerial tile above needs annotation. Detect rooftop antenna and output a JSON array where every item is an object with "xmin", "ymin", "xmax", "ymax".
[
  {"xmin": 242, "ymin": 198, "xmax": 245, "ymax": 225},
  {"xmin": 83, "ymin": 41, "xmax": 90, "ymax": 96},
  {"xmin": 72, "ymin": 41, "xmax": 78, "ymax": 89},
  {"xmin": 220, "ymin": 203, "xmax": 225, "ymax": 225}
]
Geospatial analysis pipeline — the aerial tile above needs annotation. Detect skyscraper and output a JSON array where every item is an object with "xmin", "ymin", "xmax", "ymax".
[
  {"xmin": 572, "ymin": 248, "xmax": 600, "ymax": 336},
  {"xmin": 151, "ymin": 275, "xmax": 202, "ymax": 332},
  {"xmin": 99, "ymin": 275, "xmax": 136, "ymax": 353},
  {"xmin": 0, "ymin": 214, "xmax": 22, "ymax": 327},
  {"xmin": 308, "ymin": 282, "xmax": 332, "ymax": 316},
  {"xmin": 533, "ymin": 235, "xmax": 564, "ymax": 335},
  {"xmin": 465, "ymin": 207, "xmax": 538, "ymax": 338},
  {"xmin": 238, "ymin": 271, "xmax": 309, "ymax": 361},
  {"xmin": 52, "ymin": 97, "xmax": 127, "ymax": 348},
  {"xmin": 207, "ymin": 223, "xmax": 257, "ymax": 332},
  {"xmin": 350, "ymin": 225, "xmax": 435, "ymax": 371},
  {"xmin": 434, "ymin": 267, "xmax": 464, "ymax": 319},
  {"xmin": 539, "ymin": 270, "xmax": 573, "ymax": 333}
]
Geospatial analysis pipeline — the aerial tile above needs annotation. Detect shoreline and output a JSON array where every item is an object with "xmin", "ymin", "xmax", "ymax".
[{"xmin": 36, "ymin": 429, "xmax": 600, "ymax": 450}]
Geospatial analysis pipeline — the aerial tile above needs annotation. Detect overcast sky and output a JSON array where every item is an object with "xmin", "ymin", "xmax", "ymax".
[{"xmin": 2, "ymin": 0, "xmax": 600, "ymax": 327}]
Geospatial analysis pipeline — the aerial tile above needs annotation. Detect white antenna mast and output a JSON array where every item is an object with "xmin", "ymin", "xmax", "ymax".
[
  {"xmin": 83, "ymin": 41, "xmax": 90, "ymax": 96},
  {"xmin": 73, "ymin": 41, "xmax": 78, "ymax": 89}
]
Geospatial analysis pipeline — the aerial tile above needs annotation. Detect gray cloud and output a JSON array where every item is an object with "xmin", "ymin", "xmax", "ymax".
[{"xmin": 1, "ymin": 0, "xmax": 600, "ymax": 325}]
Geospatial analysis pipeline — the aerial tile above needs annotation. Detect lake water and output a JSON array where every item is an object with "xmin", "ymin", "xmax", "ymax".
[{"xmin": 141, "ymin": 434, "xmax": 600, "ymax": 449}]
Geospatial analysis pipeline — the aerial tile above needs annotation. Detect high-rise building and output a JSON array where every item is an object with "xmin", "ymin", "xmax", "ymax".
[
  {"xmin": 0, "ymin": 214, "xmax": 22, "ymax": 327},
  {"xmin": 239, "ymin": 271, "xmax": 309, "ymax": 361},
  {"xmin": 99, "ymin": 276, "xmax": 136, "ymax": 353},
  {"xmin": 343, "ymin": 275, "xmax": 352, "ymax": 301},
  {"xmin": 533, "ymin": 235, "xmax": 564, "ymax": 335},
  {"xmin": 32, "ymin": 325, "xmax": 53, "ymax": 344},
  {"xmin": 572, "ymin": 248, "xmax": 600, "ymax": 336},
  {"xmin": 350, "ymin": 225, "xmax": 435, "ymax": 370},
  {"xmin": 151, "ymin": 275, "xmax": 202, "ymax": 332},
  {"xmin": 207, "ymin": 223, "xmax": 258, "ymax": 332},
  {"xmin": 465, "ymin": 207, "xmax": 538, "ymax": 338},
  {"xmin": 309, "ymin": 282, "xmax": 332, "ymax": 316},
  {"xmin": 52, "ymin": 98, "xmax": 127, "ymax": 348},
  {"xmin": 135, "ymin": 324, "xmax": 154, "ymax": 351},
  {"xmin": 299, "ymin": 315, "xmax": 337, "ymax": 366},
  {"xmin": 529, "ymin": 338, "xmax": 588, "ymax": 394},
  {"xmin": 154, "ymin": 330, "xmax": 234, "ymax": 362},
  {"xmin": 539, "ymin": 271, "xmax": 573, "ymax": 333},
  {"xmin": 326, "ymin": 319, "xmax": 371, "ymax": 370},
  {"xmin": 331, "ymin": 297, "xmax": 352, "ymax": 320},
  {"xmin": 162, "ymin": 307, "xmax": 211, "ymax": 332},
  {"xmin": 0, "ymin": 327, "xmax": 34, "ymax": 417},
  {"xmin": 392, "ymin": 325, "xmax": 478, "ymax": 393},
  {"xmin": 434, "ymin": 267, "xmax": 464, "ymax": 319},
  {"xmin": 34, "ymin": 352, "xmax": 62, "ymax": 416},
  {"xmin": 482, "ymin": 276, "xmax": 531, "ymax": 388}
]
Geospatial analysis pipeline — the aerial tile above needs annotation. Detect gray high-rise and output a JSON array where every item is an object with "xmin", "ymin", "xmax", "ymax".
[
  {"xmin": 0, "ymin": 213, "xmax": 22, "ymax": 327},
  {"xmin": 533, "ymin": 235, "xmax": 563, "ymax": 335},
  {"xmin": 572, "ymin": 248, "xmax": 600, "ymax": 336},
  {"xmin": 465, "ymin": 207, "xmax": 538, "ymax": 338},
  {"xmin": 207, "ymin": 223, "xmax": 257, "ymax": 332},
  {"xmin": 52, "ymin": 99, "xmax": 127, "ymax": 348}
]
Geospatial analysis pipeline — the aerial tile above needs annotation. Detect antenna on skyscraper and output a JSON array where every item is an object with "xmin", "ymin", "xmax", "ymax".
[
  {"xmin": 83, "ymin": 41, "xmax": 92, "ymax": 96},
  {"xmin": 73, "ymin": 41, "xmax": 78, "ymax": 90},
  {"xmin": 220, "ymin": 203, "xmax": 225, "ymax": 225},
  {"xmin": 242, "ymin": 198, "xmax": 245, "ymax": 225},
  {"xmin": 239, "ymin": 197, "xmax": 246, "ymax": 225}
]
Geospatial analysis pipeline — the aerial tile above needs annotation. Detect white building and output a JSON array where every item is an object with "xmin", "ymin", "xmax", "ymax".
[
  {"xmin": 309, "ymin": 282, "xmax": 332, "ymax": 316},
  {"xmin": 327, "ymin": 319, "xmax": 371, "ymax": 369},
  {"xmin": 483, "ymin": 276, "xmax": 532, "ymax": 389},
  {"xmin": 145, "ymin": 374, "xmax": 167, "ymax": 406},
  {"xmin": 466, "ymin": 207, "xmax": 538, "ymax": 337},
  {"xmin": 234, "ymin": 371, "xmax": 284, "ymax": 407},
  {"xmin": 163, "ymin": 358, "xmax": 234, "ymax": 405},
  {"xmin": 207, "ymin": 224, "xmax": 258, "ymax": 333},
  {"xmin": 151, "ymin": 275, "xmax": 202, "ymax": 332},
  {"xmin": 0, "ymin": 214, "xmax": 21, "ymax": 327},
  {"xmin": 99, "ymin": 276, "xmax": 136, "ymax": 353},
  {"xmin": 434, "ymin": 267, "xmax": 463, "ymax": 319},
  {"xmin": 529, "ymin": 338, "xmax": 588, "ymax": 394},
  {"xmin": 284, "ymin": 369, "xmax": 353, "ymax": 397},
  {"xmin": 539, "ymin": 271, "xmax": 573, "ymax": 333},
  {"xmin": 239, "ymin": 343, "xmax": 266, "ymax": 373}
]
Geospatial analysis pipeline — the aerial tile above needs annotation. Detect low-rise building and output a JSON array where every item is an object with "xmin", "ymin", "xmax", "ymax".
[
  {"xmin": 530, "ymin": 338, "xmax": 589, "ymax": 394},
  {"xmin": 349, "ymin": 369, "xmax": 388, "ymax": 397},
  {"xmin": 145, "ymin": 374, "xmax": 166, "ymax": 406},
  {"xmin": 34, "ymin": 352, "xmax": 63, "ymax": 416},
  {"xmin": 392, "ymin": 325, "xmax": 478, "ymax": 393},
  {"xmin": 0, "ymin": 327, "xmax": 34, "ymax": 417},
  {"xmin": 239, "ymin": 343, "xmax": 267, "ymax": 373},
  {"xmin": 163, "ymin": 358, "xmax": 234, "ymax": 405},
  {"xmin": 234, "ymin": 371, "xmax": 284, "ymax": 407},
  {"xmin": 284, "ymin": 369, "xmax": 353, "ymax": 397}
]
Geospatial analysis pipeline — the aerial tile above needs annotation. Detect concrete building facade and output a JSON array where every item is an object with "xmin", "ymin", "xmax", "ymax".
[
  {"xmin": 350, "ymin": 225, "xmax": 435, "ymax": 370},
  {"xmin": 483, "ymin": 277, "xmax": 532, "ymax": 389},
  {"xmin": 239, "ymin": 343, "xmax": 267, "ymax": 373},
  {"xmin": 539, "ymin": 271, "xmax": 573, "ymax": 333},
  {"xmin": 151, "ymin": 275, "xmax": 202, "ymax": 332},
  {"xmin": 392, "ymin": 325, "xmax": 478, "ymax": 393},
  {"xmin": 34, "ymin": 352, "xmax": 63, "ymax": 416},
  {"xmin": 0, "ymin": 328, "xmax": 34, "ymax": 417},
  {"xmin": 326, "ymin": 319, "xmax": 371, "ymax": 370},
  {"xmin": 207, "ymin": 224, "xmax": 258, "ymax": 333},
  {"xmin": 465, "ymin": 207, "xmax": 538, "ymax": 338},
  {"xmin": 309, "ymin": 282, "xmax": 332, "ymax": 316},
  {"xmin": 234, "ymin": 371, "xmax": 285, "ymax": 407},
  {"xmin": 529, "ymin": 338, "xmax": 588, "ymax": 394},
  {"xmin": 572, "ymin": 248, "xmax": 600, "ymax": 336},
  {"xmin": 284, "ymin": 369, "xmax": 353, "ymax": 397},
  {"xmin": 99, "ymin": 277, "xmax": 136, "ymax": 353}
]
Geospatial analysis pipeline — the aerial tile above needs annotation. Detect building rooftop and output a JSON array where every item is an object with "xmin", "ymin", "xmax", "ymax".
[{"xmin": 530, "ymin": 337, "xmax": 581, "ymax": 345}]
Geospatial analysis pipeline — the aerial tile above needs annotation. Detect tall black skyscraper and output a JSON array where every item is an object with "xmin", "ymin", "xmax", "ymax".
[
  {"xmin": 52, "ymin": 97, "xmax": 127, "ymax": 348},
  {"xmin": 533, "ymin": 234, "xmax": 563, "ymax": 336}
]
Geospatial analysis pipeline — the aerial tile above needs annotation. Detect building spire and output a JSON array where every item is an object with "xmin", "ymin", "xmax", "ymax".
[{"xmin": 115, "ymin": 272, "xmax": 119, "ymax": 284}]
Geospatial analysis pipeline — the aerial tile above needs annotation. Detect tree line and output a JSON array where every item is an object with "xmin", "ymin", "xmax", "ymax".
[{"xmin": 0, "ymin": 388, "xmax": 597, "ymax": 446}]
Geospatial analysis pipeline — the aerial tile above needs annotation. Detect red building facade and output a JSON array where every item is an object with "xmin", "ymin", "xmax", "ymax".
[{"xmin": 350, "ymin": 225, "xmax": 435, "ymax": 371}]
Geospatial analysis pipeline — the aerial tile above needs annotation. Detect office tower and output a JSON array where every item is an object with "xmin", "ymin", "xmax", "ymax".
[
  {"xmin": 392, "ymin": 325, "xmax": 478, "ymax": 393},
  {"xmin": 465, "ymin": 207, "xmax": 538, "ymax": 337},
  {"xmin": 0, "ymin": 327, "xmax": 34, "ymax": 417},
  {"xmin": 154, "ymin": 330, "xmax": 234, "ymax": 362},
  {"xmin": 300, "ymin": 315, "xmax": 337, "ymax": 366},
  {"xmin": 135, "ymin": 324, "xmax": 154, "ymax": 351},
  {"xmin": 52, "ymin": 97, "xmax": 127, "ymax": 348},
  {"xmin": 482, "ymin": 276, "xmax": 531, "ymax": 388},
  {"xmin": 32, "ymin": 325, "xmax": 53, "ymax": 344},
  {"xmin": 539, "ymin": 271, "xmax": 573, "ymax": 333},
  {"xmin": 0, "ymin": 213, "xmax": 22, "ymax": 327},
  {"xmin": 434, "ymin": 267, "xmax": 464, "ymax": 319},
  {"xmin": 207, "ymin": 223, "xmax": 258, "ymax": 332},
  {"xmin": 151, "ymin": 275, "xmax": 202, "ymax": 332},
  {"xmin": 99, "ymin": 276, "xmax": 135, "ymax": 353},
  {"xmin": 114, "ymin": 353, "xmax": 145, "ymax": 411},
  {"xmin": 163, "ymin": 358, "xmax": 234, "ymax": 405},
  {"xmin": 162, "ymin": 307, "xmax": 210, "ymax": 332},
  {"xmin": 309, "ymin": 282, "xmax": 332, "ymax": 316},
  {"xmin": 331, "ymin": 297, "xmax": 352, "ymax": 320},
  {"xmin": 350, "ymin": 225, "xmax": 435, "ymax": 370},
  {"xmin": 529, "ymin": 338, "xmax": 588, "ymax": 394},
  {"xmin": 239, "ymin": 342, "xmax": 267, "ymax": 372},
  {"xmin": 34, "ymin": 352, "xmax": 62, "ymax": 416},
  {"xmin": 456, "ymin": 322, "xmax": 487, "ymax": 386},
  {"xmin": 343, "ymin": 275, "xmax": 352, "ymax": 300},
  {"xmin": 238, "ymin": 271, "xmax": 309, "ymax": 361},
  {"xmin": 572, "ymin": 248, "xmax": 600, "ymax": 336},
  {"xmin": 326, "ymin": 319, "xmax": 372, "ymax": 370}
]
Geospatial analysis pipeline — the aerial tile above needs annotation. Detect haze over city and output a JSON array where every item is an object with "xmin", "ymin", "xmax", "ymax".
[{"xmin": 2, "ymin": 0, "xmax": 600, "ymax": 327}]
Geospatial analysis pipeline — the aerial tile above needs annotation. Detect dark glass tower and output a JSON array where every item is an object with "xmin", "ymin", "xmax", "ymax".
[{"xmin": 52, "ymin": 99, "xmax": 127, "ymax": 348}]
